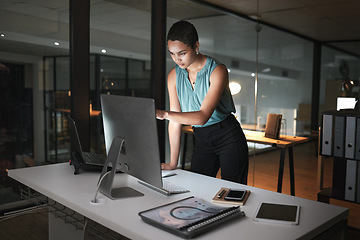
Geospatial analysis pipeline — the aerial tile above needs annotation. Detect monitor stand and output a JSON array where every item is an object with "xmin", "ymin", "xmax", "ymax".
[{"xmin": 97, "ymin": 136, "xmax": 143, "ymax": 200}]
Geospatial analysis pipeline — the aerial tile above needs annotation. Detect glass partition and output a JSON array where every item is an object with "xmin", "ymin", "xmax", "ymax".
[
  {"xmin": 44, "ymin": 54, "xmax": 152, "ymax": 161},
  {"xmin": 0, "ymin": 0, "xmax": 70, "ymax": 212},
  {"xmin": 42, "ymin": 0, "xmax": 153, "ymax": 161},
  {"xmin": 256, "ymin": 25, "xmax": 314, "ymax": 136},
  {"xmin": 44, "ymin": 56, "xmax": 71, "ymax": 163},
  {"xmin": 319, "ymin": 46, "xmax": 360, "ymax": 114},
  {"xmin": 88, "ymin": 0, "xmax": 152, "ymax": 157}
]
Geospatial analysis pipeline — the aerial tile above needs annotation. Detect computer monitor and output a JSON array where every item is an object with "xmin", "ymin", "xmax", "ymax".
[
  {"xmin": 336, "ymin": 97, "xmax": 357, "ymax": 111},
  {"xmin": 98, "ymin": 94, "xmax": 163, "ymax": 199}
]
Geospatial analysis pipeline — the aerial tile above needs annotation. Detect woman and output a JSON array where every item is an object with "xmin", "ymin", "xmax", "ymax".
[{"xmin": 156, "ymin": 20, "xmax": 248, "ymax": 184}]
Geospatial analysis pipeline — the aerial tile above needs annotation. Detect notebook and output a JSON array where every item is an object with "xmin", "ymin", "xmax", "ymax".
[
  {"xmin": 264, "ymin": 113, "xmax": 282, "ymax": 139},
  {"xmin": 139, "ymin": 196, "xmax": 245, "ymax": 238},
  {"xmin": 212, "ymin": 188, "xmax": 251, "ymax": 206},
  {"xmin": 67, "ymin": 116, "xmax": 106, "ymax": 174}
]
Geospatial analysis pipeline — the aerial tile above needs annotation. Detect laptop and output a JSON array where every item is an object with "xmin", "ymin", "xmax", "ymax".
[{"xmin": 67, "ymin": 116, "xmax": 106, "ymax": 174}]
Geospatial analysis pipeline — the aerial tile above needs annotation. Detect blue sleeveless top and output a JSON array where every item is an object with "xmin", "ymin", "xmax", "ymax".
[{"xmin": 176, "ymin": 56, "xmax": 235, "ymax": 128}]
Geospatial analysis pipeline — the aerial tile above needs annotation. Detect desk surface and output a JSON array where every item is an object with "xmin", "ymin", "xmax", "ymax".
[
  {"xmin": 182, "ymin": 125, "xmax": 308, "ymax": 148},
  {"xmin": 8, "ymin": 163, "xmax": 347, "ymax": 240}
]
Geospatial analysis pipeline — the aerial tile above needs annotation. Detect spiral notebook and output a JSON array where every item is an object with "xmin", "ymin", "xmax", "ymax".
[{"xmin": 138, "ymin": 196, "xmax": 245, "ymax": 239}]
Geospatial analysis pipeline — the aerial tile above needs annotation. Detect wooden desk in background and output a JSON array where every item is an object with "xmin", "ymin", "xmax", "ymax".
[
  {"xmin": 181, "ymin": 126, "xmax": 308, "ymax": 196},
  {"xmin": 55, "ymin": 108, "xmax": 101, "ymax": 117}
]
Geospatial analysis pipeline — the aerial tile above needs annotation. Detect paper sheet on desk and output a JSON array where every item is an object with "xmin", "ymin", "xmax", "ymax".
[{"xmin": 161, "ymin": 171, "xmax": 176, "ymax": 178}]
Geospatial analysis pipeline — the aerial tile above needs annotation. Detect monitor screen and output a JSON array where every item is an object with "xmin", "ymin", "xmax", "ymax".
[{"xmin": 100, "ymin": 94, "xmax": 163, "ymax": 190}]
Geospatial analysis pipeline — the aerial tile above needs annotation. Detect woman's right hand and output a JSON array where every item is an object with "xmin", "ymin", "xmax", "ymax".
[
  {"xmin": 156, "ymin": 109, "xmax": 167, "ymax": 120},
  {"xmin": 161, "ymin": 163, "xmax": 177, "ymax": 170}
]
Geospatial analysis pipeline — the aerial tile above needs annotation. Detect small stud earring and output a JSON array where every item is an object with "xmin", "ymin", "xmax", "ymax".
[{"xmin": 196, "ymin": 51, "xmax": 199, "ymax": 55}]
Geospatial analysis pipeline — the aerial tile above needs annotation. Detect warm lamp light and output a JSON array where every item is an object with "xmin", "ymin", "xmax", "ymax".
[{"xmin": 229, "ymin": 82, "xmax": 241, "ymax": 95}]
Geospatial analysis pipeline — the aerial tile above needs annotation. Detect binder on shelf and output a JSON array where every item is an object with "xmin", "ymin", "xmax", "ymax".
[
  {"xmin": 321, "ymin": 114, "xmax": 333, "ymax": 156},
  {"xmin": 138, "ymin": 196, "xmax": 245, "ymax": 239},
  {"xmin": 345, "ymin": 116, "xmax": 356, "ymax": 159},
  {"xmin": 355, "ymin": 118, "xmax": 360, "ymax": 160},
  {"xmin": 332, "ymin": 157, "xmax": 346, "ymax": 198},
  {"xmin": 345, "ymin": 159, "xmax": 357, "ymax": 202},
  {"xmin": 357, "ymin": 162, "xmax": 360, "ymax": 203},
  {"xmin": 333, "ymin": 115, "xmax": 345, "ymax": 158}
]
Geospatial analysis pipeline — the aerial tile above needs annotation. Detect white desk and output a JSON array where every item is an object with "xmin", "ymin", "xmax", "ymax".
[{"xmin": 8, "ymin": 163, "xmax": 348, "ymax": 240}]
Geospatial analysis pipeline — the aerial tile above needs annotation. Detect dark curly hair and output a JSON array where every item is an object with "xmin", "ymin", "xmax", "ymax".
[{"xmin": 167, "ymin": 20, "xmax": 198, "ymax": 49}]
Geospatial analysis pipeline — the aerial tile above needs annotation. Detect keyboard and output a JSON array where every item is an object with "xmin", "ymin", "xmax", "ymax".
[
  {"xmin": 82, "ymin": 152, "xmax": 106, "ymax": 165},
  {"xmin": 138, "ymin": 180, "xmax": 189, "ymax": 196},
  {"xmin": 162, "ymin": 181, "xmax": 189, "ymax": 194}
]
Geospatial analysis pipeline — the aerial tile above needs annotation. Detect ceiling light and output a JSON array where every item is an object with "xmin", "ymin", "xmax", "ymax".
[
  {"xmin": 101, "ymin": 49, "xmax": 107, "ymax": 53},
  {"xmin": 0, "ymin": 33, "xmax": 5, "ymax": 37},
  {"xmin": 54, "ymin": 41, "xmax": 60, "ymax": 46},
  {"xmin": 229, "ymin": 82, "xmax": 241, "ymax": 95},
  {"xmin": 251, "ymin": 73, "xmax": 255, "ymax": 77}
]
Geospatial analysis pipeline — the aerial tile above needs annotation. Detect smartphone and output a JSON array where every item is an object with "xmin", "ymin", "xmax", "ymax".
[{"xmin": 224, "ymin": 189, "xmax": 246, "ymax": 201}]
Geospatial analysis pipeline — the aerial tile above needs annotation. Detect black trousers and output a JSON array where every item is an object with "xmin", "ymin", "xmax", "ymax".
[{"xmin": 191, "ymin": 114, "xmax": 249, "ymax": 184}]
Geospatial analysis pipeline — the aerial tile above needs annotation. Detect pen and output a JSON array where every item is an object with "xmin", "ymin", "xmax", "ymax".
[{"xmin": 217, "ymin": 189, "xmax": 226, "ymax": 198}]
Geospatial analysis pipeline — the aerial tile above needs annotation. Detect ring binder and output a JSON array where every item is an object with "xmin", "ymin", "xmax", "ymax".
[
  {"xmin": 183, "ymin": 207, "xmax": 242, "ymax": 233},
  {"xmin": 139, "ymin": 196, "xmax": 245, "ymax": 238}
]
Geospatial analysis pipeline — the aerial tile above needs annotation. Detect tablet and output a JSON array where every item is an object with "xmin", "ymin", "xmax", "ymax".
[{"xmin": 253, "ymin": 202, "xmax": 300, "ymax": 225}]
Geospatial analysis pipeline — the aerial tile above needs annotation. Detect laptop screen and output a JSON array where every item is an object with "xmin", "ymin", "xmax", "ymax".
[{"xmin": 67, "ymin": 116, "xmax": 85, "ymax": 158}]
